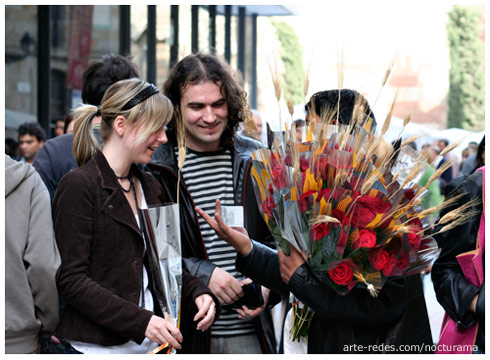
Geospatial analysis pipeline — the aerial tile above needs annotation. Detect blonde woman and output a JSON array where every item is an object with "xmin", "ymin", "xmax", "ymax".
[{"xmin": 53, "ymin": 78, "xmax": 218, "ymax": 354}]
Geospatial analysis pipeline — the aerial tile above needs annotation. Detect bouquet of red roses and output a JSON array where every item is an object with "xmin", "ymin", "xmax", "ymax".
[
  {"xmin": 252, "ymin": 118, "xmax": 437, "ymax": 294},
  {"xmin": 250, "ymin": 102, "xmax": 465, "ymax": 341}
]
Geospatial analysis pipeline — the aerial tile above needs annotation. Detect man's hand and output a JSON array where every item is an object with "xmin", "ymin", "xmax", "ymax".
[
  {"xmin": 278, "ymin": 244, "xmax": 307, "ymax": 284},
  {"xmin": 194, "ymin": 294, "xmax": 216, "ymax": 331},
  {"xmin": 236, "ymin": 278, "xmax": 270, "ymax": 319},
  {"xmin": 208, "ymin": 267, "xmax": 244, "ymax": 304},
  {"xmin": 195, "ymin": 199, "xmax": 252, "ymax": 256}
]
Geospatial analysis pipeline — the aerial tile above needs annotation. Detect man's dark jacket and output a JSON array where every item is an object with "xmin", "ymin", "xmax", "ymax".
[
  {"xmin": 146, "ymin": 135, "xmax": 278, "ymax": 353},
  {"xmin": 237, "ymin": 240, "xmax": 432, "ymax": 353},
  {"xmin": 33, "ymin": 133, "xmax": 78, "ymax": 201},
  {"xmin": 432, "ymin": 169, "xmax": 485, "ymax": 352}
]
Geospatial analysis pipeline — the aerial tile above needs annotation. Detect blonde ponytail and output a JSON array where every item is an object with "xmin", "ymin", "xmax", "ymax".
[
  {"xmin": 72, "ymin": 105, "xmax": 101, "ymax": 166},
  {"xmin": 71, "ymin": 78, "xmax": 172, "ymax": 167}
]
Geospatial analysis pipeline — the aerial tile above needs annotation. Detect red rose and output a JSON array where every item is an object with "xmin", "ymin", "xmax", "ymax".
[
  {"xmin": 352, "ymin": 228, "xmax": 377, "ymax": 249},
  {"xmin": 317, "ymin": 188, "xmax": 332, "ymax": 203},
  {"xmin": 316, "ymin": 157, "xmax": 329, "ymax": 180},
  {"xmin": 260, "ymin": 196, "xmax": 275, "ymax": 218},
  {"xmin": 328, "ymin": 261, "xmax": 353, "ymax": 285},
  {"xmin": 300, "ymin": 157, "xmax": 309, "ymax": 172},
  {"xmin": 369, "ymin": 248, "xmax": 390, "ymax": 270},
  {"xmin": 382, "ymin": 253, "xmax": 397, "ymax": 276},
  {"xmin": 268, "ymin": 183, "xmax": 274, "ymax": 195},
  {"xmin": 408, "ymin": 233, "xmax": 420, "ymax": 246},
  {"xmin": 395, "ymin": 252, "xmax": 410, "ymax": 271},
  {"xmin": 272, "ymin": 164, "xmax": 287, "ymax": 188},
  {"xmin": 298, "ymin": 198, "xmax": 308, "ymax": 213},
  {"xmin": 332, "ymin": 208, "xmax": 349, "ymax": 226},
  {"xmin": 336, "ymin": 230, "xmax": 349, "ymax": 254},
  {"xmin": 352, "ymin": 195, "xmax": 391, "ymax": 228},
  {"xmin": 299, "ymin": 190, "xmax": 315, "ymax": 213},
  {"xmin": 404, "ymin": 189, "xmax": 415, "ymax": 200},
  {"xmin": 311, "ymin": 222, "xmax": 331, "ymax": 241},
  {"xmin": 408, "ymin": 218, "xmax": 423, "ymax": 247},
  {"xmin": 410, "ymin": 218, "xmax": 423, "ymax": 230}
]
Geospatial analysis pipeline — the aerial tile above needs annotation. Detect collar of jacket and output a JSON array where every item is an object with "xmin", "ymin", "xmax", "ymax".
[
  {"xmin": 151, "ymin": 135, "xmax": 263, "ymax": 205},
  {"xmin": 93, "ymin": 150, "xmax": 164, "ymax": 234}
]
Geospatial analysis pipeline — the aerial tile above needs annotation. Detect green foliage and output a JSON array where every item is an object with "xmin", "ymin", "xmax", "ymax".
[
  {"xmin": 446, "ymin": 6, "xmax": 484, "ymax": 131},
  {"xmin": 272, "ymin": 20, "xmax": 305, "ymax": 105}
]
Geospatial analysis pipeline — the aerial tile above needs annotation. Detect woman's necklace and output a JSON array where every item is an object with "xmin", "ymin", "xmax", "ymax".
[{"xmin": 116, "ymin": 172, "xmax": 132, "ymax": 193}]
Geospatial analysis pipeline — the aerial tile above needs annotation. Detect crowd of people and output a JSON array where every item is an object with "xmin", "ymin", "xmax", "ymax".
[{"xmin": 5, "ymin": 52, "xmax": 485, "ymax": 354}]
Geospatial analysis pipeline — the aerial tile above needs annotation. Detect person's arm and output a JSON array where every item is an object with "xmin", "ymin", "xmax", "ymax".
[
  {"xmin": 236, "ymin": 240, "xmax": 289, "ymax": 298},
  {"xmin": 24, "ymin": 173, "xmax": 61, "ymax": 338},
  {"xmin": 182, "ymin": 257, "xmax": 217, "ymax": 285},
  {"xmin": 432, "ymin": 258, "xmax": 481, "ymax": 328}
]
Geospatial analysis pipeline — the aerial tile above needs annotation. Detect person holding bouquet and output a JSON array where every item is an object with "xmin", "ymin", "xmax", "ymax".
[
  {"xmin": 52, "ymin": 78, "xmax": 218, "ymax": 354},
  {"xmin": 197, "ymin": 199, "xmax": 406, "ymax": 353},
  {"xmin": 196, "ymin": 89, "xmax": 433, "ymax": 353}
]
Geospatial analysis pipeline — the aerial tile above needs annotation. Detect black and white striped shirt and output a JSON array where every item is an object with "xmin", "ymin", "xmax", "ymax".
[{"xmin": 178, "ymin": 148, "xmax": 255, "ymax": 337}]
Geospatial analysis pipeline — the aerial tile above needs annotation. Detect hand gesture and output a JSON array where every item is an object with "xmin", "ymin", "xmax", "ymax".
[{"xmin": 195, "ymin": 199, "xmax": 252, "ymax": 256}]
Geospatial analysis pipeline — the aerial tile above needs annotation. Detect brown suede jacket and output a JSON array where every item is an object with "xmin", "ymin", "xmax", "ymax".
[{"xmin": 53, "ymin": 151, "xmax": 217, "ymax": 347}]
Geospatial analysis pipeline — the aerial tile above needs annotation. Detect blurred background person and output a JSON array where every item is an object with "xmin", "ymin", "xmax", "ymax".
[
  {"xmin": 446, "ymin": 137, "xmax": 485, "ymax": 197},
  {"xmin": 5, "ymin": 137, "xmax": 20, "ymax": 159},
  {"xmin": 460, "ymin": 140, "xmax": 482, "ymax": 177},
  {"xmin": 426, "ymin": 144, "xmax": 452, "ymax": 196},
  {"xmin": 240, "ymin": 109, "xmax": 264, "ymax": 143},
  {"xmin": 435, "ymin": 139, "xmax": 455, "ymax": 186},
  {"xmin": 53, "ymin": 118, "xmax": 65, "ymax": 137},
  {"xmin": 418, "ymin": 145, "xmax": 444, "ymax": 224},
  {"xmin": 293, "ymin": 119, "xmax": 306, "ymax": 142},
  {"xmin": 18, "ymin": 122, "xmax": 46, "ymax": 164},
  {"xmin": 64, "ymin": 114, "xmax": 75, "ymax": 134}
]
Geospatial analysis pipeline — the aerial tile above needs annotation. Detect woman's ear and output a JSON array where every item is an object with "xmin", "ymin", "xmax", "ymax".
[{"xmin": 113, "ymin": 115, "xmax": 127, "ymax": 137}]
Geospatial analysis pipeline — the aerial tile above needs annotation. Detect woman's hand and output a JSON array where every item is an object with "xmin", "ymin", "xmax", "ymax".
[
  {"xmin": 194, "ymin": 294, "xmax": 217, "ymax": 331},
  {"xmin": 278, "ymin": 244, "xmax": 307, "ymax": 284},
  {"xmin": 145, "ymin": 315, "xmax": 183, "ymax": 349},
  {"xmin": 195, "ymin": 199, "xmax": 253, "ymax": 256}
]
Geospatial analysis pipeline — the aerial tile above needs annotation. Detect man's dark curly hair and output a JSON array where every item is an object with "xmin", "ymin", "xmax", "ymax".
[
  {"xmin": 163, "ymin": 52, "xmax": 250, "ymax": 148},
  {"xmin": 305, "ymin": 89, "xmax": 376, "ymax": 131},
  {"xmin": 18, "ymin": 122, "xmax": 47, "ymax": 142},
  {"xmin": 82, "ymin": 54, "xmax": 141, "ymax": 106}
]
